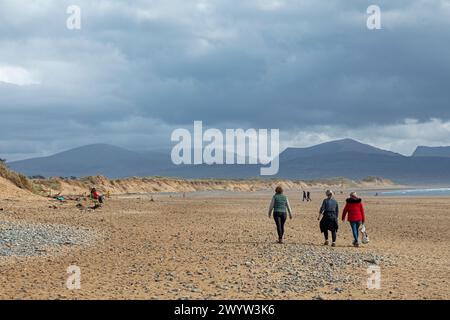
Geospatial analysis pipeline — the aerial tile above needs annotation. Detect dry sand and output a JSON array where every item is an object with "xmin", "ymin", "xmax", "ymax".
[{"xmin": 0, "ymin": 190, "xmax": 449, "ymax": 300}]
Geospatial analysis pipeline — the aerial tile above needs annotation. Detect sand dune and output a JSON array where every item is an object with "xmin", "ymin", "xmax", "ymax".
[
  {"xmin": 0, "ymin": 177, "xmax": 41, "ymax": 201},
  {"xmin": 1, "ymin": 160, "xmax": 397, "ymax": 198},
  {"xmin": 32, "ymin": 176, "xmax": 396, "ymax": 197}
]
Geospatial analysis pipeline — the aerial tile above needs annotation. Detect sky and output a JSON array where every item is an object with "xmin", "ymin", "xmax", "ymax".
[{"xmin": 1, "ymin": 0, "xmax": 450, "ymax": 161}]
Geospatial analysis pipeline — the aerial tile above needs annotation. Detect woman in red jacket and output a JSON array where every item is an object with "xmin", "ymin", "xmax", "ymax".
[{"xmin": 342, "ymin": 192, "xmax": 365, "ymax": 247}]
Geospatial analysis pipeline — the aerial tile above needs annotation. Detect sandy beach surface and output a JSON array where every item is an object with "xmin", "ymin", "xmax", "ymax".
[{"xmin": 0, "ymin": 190, "xmax": 449, "ymax": 300}]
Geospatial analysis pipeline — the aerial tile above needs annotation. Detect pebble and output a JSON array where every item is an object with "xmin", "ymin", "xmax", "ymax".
[
  {"xmin": 0, "ymin": 221, "xmax": 98, "ymax": 257},
  {"xmin": 231, "ymin": 244, "xmax": 396, "ymax": 295},
  {"xmin": 216, "ymin": 284, "xmax": 229, "ymax": 290}
]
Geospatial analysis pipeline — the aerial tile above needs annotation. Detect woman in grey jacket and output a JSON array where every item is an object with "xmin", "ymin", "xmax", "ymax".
[
  {"xmin": 318, "ymin": 190, "xmax": 339, "ymax": 246},
  {"xmin": 268, "ymin": 186, "xmax": 293, "ymax": 244}
]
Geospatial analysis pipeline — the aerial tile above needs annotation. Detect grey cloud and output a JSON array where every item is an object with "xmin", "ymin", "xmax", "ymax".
[{"xmin": 1, "ymin": 0, "xmax": 450, "ymax": 159}]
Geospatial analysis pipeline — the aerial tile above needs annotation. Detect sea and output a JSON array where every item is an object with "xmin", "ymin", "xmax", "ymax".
[{"xmin": 366, "ymin": 187, "xmax": 450, "ymax": 197}]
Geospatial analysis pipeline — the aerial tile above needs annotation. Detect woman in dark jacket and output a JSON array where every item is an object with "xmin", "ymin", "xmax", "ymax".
[
  {"xmin": 268, "ymin": 186, "xmax": 293, "ymax": 244},
  {"xmin": 318, "ymin": 190, "xmax": 339, "ymax": 247}
]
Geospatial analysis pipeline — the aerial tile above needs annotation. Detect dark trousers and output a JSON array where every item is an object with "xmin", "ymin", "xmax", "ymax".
[
  {"xmin": 324, "ymin": 230, "xmax": 337, "ymax": 242},
  {"xmin": 273, "ymin": 212, "xmax": 287, "ymax": 239}
]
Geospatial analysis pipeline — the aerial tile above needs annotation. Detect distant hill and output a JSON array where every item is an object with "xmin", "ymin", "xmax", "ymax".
[
  {"xmin": 280, "ymin": 138, "xmax": 400, "ymax": 161},
  {"xmin": 8, "ymin": 144, "xmax": 172, "ymax": 178},
  {"xmin": 7, "ymin": 139, "xmax": 450, "ymax": 185},
  {"xmin": 274, "ymin": 140, "xmax": 450, "ymax": 184},
  {"xmin": 412, "ymin": 146, "xmax": 450, "ymax": 158},
  {"xmin": 277, "ymin": 151, "xmax": 450, "ymax": 184}
]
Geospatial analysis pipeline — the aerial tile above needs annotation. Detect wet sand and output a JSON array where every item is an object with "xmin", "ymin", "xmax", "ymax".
[{"xmin": 0, "ymin": 191, "xmax": 449, "ymax": 299}]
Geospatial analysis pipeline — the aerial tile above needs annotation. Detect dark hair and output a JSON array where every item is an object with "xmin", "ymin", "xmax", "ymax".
[{"xmin": 275, "ymin": 186, "xmax": 283, "ymax": 194}]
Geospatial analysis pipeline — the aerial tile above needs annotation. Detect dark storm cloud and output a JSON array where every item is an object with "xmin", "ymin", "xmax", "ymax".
[{"xmin": 1, "ymin": 0, "xmax": 450, "ymax": 159}]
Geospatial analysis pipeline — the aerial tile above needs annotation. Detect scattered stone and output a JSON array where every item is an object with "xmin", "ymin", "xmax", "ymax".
[
  {"xmin": 217, "ymin": 284, "xmax": 229, "ymax": 290},
  {"xmin": 364, "ymin": 257, "xmax": 379, "ymax": 265},
  {"xmin": 0, "ymin": 221, "xmax": 98, "ymax": 257}
]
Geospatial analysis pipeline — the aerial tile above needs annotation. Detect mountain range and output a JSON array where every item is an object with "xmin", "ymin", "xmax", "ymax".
[
  {"xmin": 7, "ymin": 139, "xmax": 450, "ymax": 185},
  {"xmin": 412, "ymin": 146, "xmax": 450, "ymax": 158}
]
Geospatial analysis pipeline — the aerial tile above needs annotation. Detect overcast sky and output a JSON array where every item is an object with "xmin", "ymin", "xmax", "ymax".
[{"xmin": 1, "ymin": 0, "xmax": 450, "ymax": 160}]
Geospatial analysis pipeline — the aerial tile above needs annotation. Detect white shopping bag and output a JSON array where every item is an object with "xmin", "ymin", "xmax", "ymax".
[{"xmin": 360, "ymin": 224, "xmax": 370, "ymax": 244}]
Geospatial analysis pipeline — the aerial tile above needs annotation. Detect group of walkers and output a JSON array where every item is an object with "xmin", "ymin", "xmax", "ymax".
[
  {"xmin": 268, "ymin": 187, "xmax": 366, "ymax": 247},
  {"xmin": 302, "ymin": 190, "xmax": 311, "ymax": 202}
]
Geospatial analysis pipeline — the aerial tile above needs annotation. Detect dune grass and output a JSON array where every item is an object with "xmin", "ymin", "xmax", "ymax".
[{"xmin": 0, "ymin": 162, "xmax": 36, "ymax": 192}]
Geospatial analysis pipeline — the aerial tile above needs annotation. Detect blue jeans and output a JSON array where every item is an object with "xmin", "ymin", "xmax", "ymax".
[{"xmin": 350, "ymin": 221, "xmax": 361, "ymax": 243}]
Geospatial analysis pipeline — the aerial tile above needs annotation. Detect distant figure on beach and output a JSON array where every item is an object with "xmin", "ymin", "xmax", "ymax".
[
  {"xmin": 342, "ymin": 192, "xmax": 366, "ymax": 247},
  {"xmin": 307, "ymin": 191, "xmax": 311, "ymax": 202},
  {"xmin": 318, "ymin": 190, "xmax": 339, "ymax": 247},
  {"xmin": 302, "ymin": 190, "xmax": 307, "ymax": 202},
  {"xmin": 268, "ymin": 186, "xmax": 293, "ymax": 244},
  {"xmin": 90, "ymin": 188, "xmax": 105, "ymax": 204}
]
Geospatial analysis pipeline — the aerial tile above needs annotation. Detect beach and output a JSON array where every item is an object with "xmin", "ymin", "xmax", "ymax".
[{"xmin": 0, "ymin": 190, "xmax": 449, "ymax": 300}]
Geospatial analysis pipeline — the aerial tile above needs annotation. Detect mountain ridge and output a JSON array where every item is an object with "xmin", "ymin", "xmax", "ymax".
[
  {"xmin": 280, "ymin": 138, "xmax": 402, "ymax": 161},
  {"xmin": 6, "ymin": 139, "xmax": 450, "ymax": 184},
  {"xmin": 412, "ymin": 145, "xmax": 450, "ymax": 158}
]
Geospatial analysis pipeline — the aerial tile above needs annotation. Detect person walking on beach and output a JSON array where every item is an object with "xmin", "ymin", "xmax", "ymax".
[
  {"xmin": 302, "ymin": 190, "xmax": 307, "ymax": 202},
  {"xmin": 342, "ymin": 192, "xmax": 365, "ymax": 247},
  {"xmin": 307, "ymin": 191, "xmax": 311, "ymax": 202},
  {"xmin": 268, "ymin": 186, "xmax": 293, "ymax": 244},
  {"xmin": 318, "ymin": 190, "xmax": 339, "ymax": 247}
]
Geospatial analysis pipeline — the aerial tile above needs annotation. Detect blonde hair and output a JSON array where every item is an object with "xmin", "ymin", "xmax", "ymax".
[{"xmin": 326, "ymin": 190, "xmax": 334, "ymax": 197}]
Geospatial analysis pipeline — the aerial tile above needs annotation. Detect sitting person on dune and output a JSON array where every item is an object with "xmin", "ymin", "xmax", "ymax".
[{"xmin": 90, "ymin": 188, "xmax": 105, "ymax": 204}]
